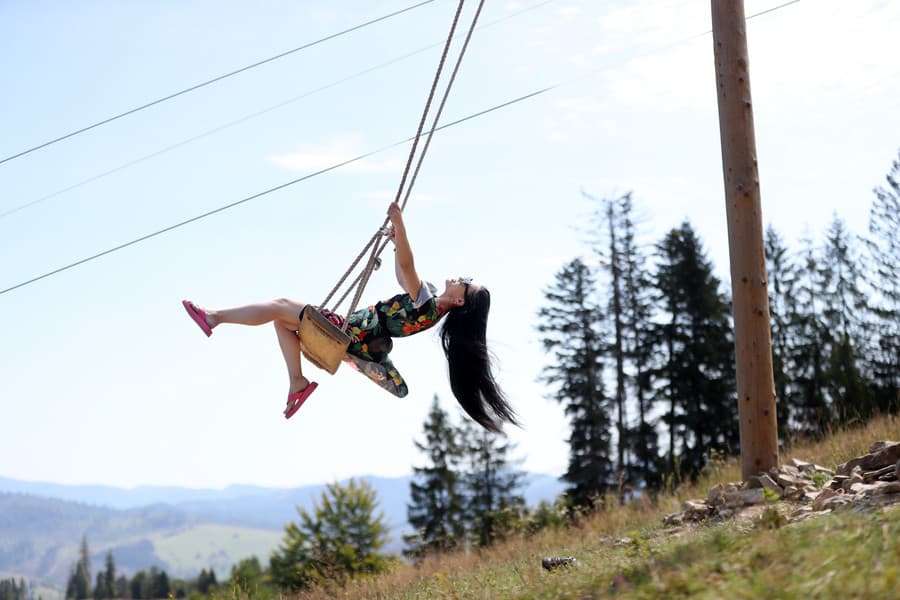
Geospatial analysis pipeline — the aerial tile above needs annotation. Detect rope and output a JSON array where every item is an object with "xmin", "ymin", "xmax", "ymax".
[
  {"xmin": 399, "ymin": 0, "xmax": 486, "ymax": 212},
  {"xmin": 390, "ymin": 0, "xmax": 466, "ymax": 213},
  {"xmin": 356, "ymin": 0, "xmax": 484, "ymax": 298},
  {"xmin": 320, "ymin": 230, "xmax": 380, "ymax": 308},
  {"xmin": 317, "ymin": 0, "xmax": 473, "ymax": 320}
]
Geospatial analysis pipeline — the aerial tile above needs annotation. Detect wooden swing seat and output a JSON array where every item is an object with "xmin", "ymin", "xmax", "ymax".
[{"xmin": 298, "ymin": 306, "xmax": 351, "ymax": 375}]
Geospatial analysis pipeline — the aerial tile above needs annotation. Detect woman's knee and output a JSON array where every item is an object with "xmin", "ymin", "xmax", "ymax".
[{"xmin": 272, "ymin": 298, "xmax": 305, "ymax": 323}]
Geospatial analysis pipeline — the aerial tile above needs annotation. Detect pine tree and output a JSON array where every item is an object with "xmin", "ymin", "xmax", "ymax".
[
  {"xmin": 617, "ymin": 195, "xmax": 661, "ymax": 490},
  {"xmin": 195, "ymin": 569, "xmax": 210, "ymax": 595},
  {"xmin": 586, "ymin": 192, "xmax": 629, "ymax": 482},
  {"xmin": 538, "ymin": 257, "xmax": 613, "ymax": 508},
  {"xmin": 789, "ymin": 235, "xmax": 832, "ymax": 437},
  {"xmin": 865, "ymin": 151, "xmax": 900, "ymax": 413},
  {"xmin": 99, "ymin": 552, "xmax": 114, "ymax": 600},
  {"xmin": 404, "ymin": 396, "xmax": 466, "ymax": 559},
  {"xmin": 148, "ymin": 568, "xmax": 169, "ymax": 599},
  {"xmin": 129, "ymin": 570, "xmax": 147, "ymax": 600},
  {"xmin": 653, "ymin": 222, "xmax": 736, "ymax": 480},
  {"xmin": 114, "ymin": 576, "xmax": 128, "ymax": 600},
  {"xmin": 459, "ymin": 419, "xmax": 525, "ymax": 547},
  {"xmin": 66, "ymin": 537, "xmax": 91, "ymax": 600},
  {"xmin": 91, "ymin": 574, "xmax": 103, "ymax": 600},
  {"xmin": 765, "ymin": 225, "xmax": 798, "ymax": 438},
  {"xmin": 269, "ymin": 479, "xmax": 392, "ymax": 590},
  {"xmin": 820, "ymin": 215, "xmax": 873, "ymax": 422},
  {"xmin": 0, "ymin": 578, "xmax": 28, "ymax": 600}
]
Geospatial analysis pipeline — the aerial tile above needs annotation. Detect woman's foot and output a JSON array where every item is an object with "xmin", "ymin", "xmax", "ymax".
[
  {"xmin": 182, "ymin": 300, "xmax": 214, "ymax": 336},
  {"xmin": 284, "ymin": 380, "xmax": 318, "ymax": 419}
]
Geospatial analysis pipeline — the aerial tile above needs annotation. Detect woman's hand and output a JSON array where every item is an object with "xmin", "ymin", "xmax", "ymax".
[
  {"xmin": 387, "ymin": 201, "xmax": 419, "ymax": 296},
  {"xmin": 387, "ymin": 201, "xmax": 404, "ymax": 228}
]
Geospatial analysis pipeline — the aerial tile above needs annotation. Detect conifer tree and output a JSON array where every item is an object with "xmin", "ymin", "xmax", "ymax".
[
  {"xmin": 66, "ymin": 537, "xmax": 91, "ymax": 599},
  {"xmin": 101, "ymin": 552, "xmax": 114, "ymax": 599},
  {"xmin": 129, "ymin": 570, "xmax": 147, "ymax": 600},
  {"xmin": 91, "ymin": 573, "xmax": 103, "ymax": 600},
  {"xmin": 114, "ymin": 576, "xmax": 128, "ymax": 599},
  {"xmin": 587, "ymin": 191, "xmax": 661, "ymax": 491},
  {"xmin": 538, "ymin": 257, "xmax": 613, "ymax": 508},
  {"xmin": 0, "ymin": 578, "xmax": 28, "ymax": 600},
  {"xmin": 765, "ymin": 225, "xmax": 798, "ymax": 438},
  {"xmin": 586, "ymin": 192, "xmax": 628, "ymax": 482},
  {"xmin": 615, "ymin": 194, "xmax": 660, "ymax": 490},
  {"xmin": 788, "ymin": 235, "xmax": 831, "ymax": 436},
  {"xmin": 269, "ymin": 479, "xmax": 391, "ymax": 590},
  {"xmin": 865, "ymin": 151, "xmax": 900, "ymax": 413},
  {"xmin": 653, "ymin": 223, "xmax": 736, "ymax": 480},
  {"xmin": 820, "ymin": 215, "xmax": 873, "ymax": 422},
  {"xmin": 404, "ymin": 396, "xmax": 466, "ymax": 559},
  {"xmin": 459, "ymin": 419, "xmax": 525, "ymax": 547},
  {"xmin": 149, "ymin": 568, "xmax": 169, "ymax": 599}
]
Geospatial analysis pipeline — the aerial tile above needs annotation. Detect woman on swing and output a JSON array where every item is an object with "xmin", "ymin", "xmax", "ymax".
[{"xmin": 182, "ymin": 201, "xmax": 517, "ymax": 433}]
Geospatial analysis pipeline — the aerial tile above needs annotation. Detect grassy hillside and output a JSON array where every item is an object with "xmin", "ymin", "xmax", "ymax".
[
  {"xmin": 0, "ymin": 496, "xmax": 195, "ymax": 583},
  {"xmin": 289, "ymin": 414, "xmax": 899, "ymax": 599},
  {"xmin": 153, "ymin": 524, "xmax": 283, "ymax": 577}
]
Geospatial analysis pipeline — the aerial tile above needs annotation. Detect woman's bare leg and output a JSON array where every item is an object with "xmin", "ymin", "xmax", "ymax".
[
  {"xmin": 206, "ymin": 298, "xmax": 305, "ymax": 328},
  {"xmin": 274, "ymin": 318, "xmax": 310, "ymax": 394},
  {"xmin": 202, "ymin": 298, "xmax": 312, "ymax": 395}
]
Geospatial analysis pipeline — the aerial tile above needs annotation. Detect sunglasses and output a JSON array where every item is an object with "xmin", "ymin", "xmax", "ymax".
[{"xmin": 458, "ymin": 277, "xmax": 473, "ymax": 285}]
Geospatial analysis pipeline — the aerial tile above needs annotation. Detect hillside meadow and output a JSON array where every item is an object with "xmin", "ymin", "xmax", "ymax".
[
  {"xmin": 286, "ymin": 414, "xmax": 899, "ymax": 599},
  {"xmin": 153, "ymin": 524, "xmax": 282, "ymax": 578}
]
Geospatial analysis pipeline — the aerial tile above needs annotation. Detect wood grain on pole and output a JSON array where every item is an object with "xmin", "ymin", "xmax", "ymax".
[{"xmin": 711, "ymin": 0, "xmax": 779, "ymax": 480}]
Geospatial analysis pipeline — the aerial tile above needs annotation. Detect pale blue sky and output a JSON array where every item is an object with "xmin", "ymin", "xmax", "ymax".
[{"xmin": 1, "ymin": 0, "xmax": 897, "ymax": 489}]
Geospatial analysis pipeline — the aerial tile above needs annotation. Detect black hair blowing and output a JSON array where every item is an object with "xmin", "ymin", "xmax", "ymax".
[{"xmin": 440, "ymin": 287, "xmax": 518, "ymax": 433}]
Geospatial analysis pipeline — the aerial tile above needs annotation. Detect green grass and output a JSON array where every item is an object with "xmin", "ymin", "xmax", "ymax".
[
  {"xmin": 290, "ymin": 414, "xmax": 900, "ymax": 599},
  {"xmin": 154, "ymin": 524, "xmax": 282, "ymax": 577}
]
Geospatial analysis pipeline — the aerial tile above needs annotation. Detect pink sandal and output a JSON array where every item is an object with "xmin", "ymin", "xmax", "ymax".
[
  {"xmin": 284, "ymin": 382, "xmax": 318, "ymax": 419},
  {"xmin": 182, "ymin": 300, "xmax": 212, "ymax": 337}
]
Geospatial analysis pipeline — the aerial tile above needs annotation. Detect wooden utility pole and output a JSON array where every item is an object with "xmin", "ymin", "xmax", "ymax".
[{"xmin": 711, "ymin": 0, "xmax": 779, "ymax": 480}]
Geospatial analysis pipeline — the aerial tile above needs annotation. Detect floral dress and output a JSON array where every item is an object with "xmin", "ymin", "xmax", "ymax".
[{"xmin": 321, "ymin": 282, "xmax": 444, "ymax": 397}]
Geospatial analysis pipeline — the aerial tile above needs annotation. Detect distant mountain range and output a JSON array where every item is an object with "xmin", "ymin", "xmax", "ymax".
[{"xmin": 0, "ymin": 473, "xmax": 565, "ymax": 590}]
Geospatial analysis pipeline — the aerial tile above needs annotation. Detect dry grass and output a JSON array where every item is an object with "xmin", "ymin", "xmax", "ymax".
[{"xmin": 288, "ymin": 414, "xmax": 899, "ymax": 599}]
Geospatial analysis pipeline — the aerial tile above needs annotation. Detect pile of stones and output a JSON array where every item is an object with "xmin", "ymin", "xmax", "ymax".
[{"xmin": 663, "ymin": 440, "xmax": 900, "ymax": 527}]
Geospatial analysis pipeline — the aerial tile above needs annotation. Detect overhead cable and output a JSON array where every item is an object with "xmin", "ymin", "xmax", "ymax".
[
  {"xmin": 0, "ymin": 0, "xmax": 804, "ymax": 296},
  {"xmin": 0, "ymin": 0, "xmax": 556, "ymax": 220},
  {"xmin": 0, "ymin": 0, "xmax": 436, "ymax": 167}
]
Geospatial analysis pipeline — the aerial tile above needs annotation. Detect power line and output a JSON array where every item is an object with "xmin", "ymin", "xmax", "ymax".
[
  {"xmin": 0, "ymin": 0, "xmax": 803, "ymax": 296},
  {"xmin": 0, "ymin": 87, "xmax": 555, "ymax": 297},
  {"xmin": 0, "ymin": 0, "xmax": 557, "ymax": 220},
  {"xmin": 0, "ymin": 0, "xmax": 436, "ymax": 167}
]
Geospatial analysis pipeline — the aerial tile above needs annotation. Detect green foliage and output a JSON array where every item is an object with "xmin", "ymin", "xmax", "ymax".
[
  {"xmin": 268, "ymin": 478, "xmax": 392, "ymax": 591},
  {"xmin": 865, "ymin": 151, "xmax": 900, "ymax": 413},
  {"xmin": 653, "ymin": 222, "xmax": 736, "ymax": 480},
  {"xmin": 520, "ymin": 498, "xmax": 568, "ymax": 537},
  {"xmin": 65, "ymin": 536, "xmax": 92, "ymax": 599},
  {"xmin": 228, "ymin": 557, "xmax": 273, "ymax": 600},
  {"xmin": 0, "ymin": 578, "xmax": 28, "ymax": 600},
  {"xmin": 459, "ymin": 420, "xmax": 526, "ymax": 548},
  {"xmin": 766, "ymin": 225, "xmax": 798, "ymax": 439},
  {"xmin": 195, "ymin": 569, "xmax": 217, "ymax": 595},
  {"xmin": 91, "ymin": 552, "xmax": 115, "ymax": 599},
  {"xmin": 757, "ymin": 505, "xmax": 787, "ymax": 530},
  {"xmin": 538, "ymin": 257, "xmax": 614, "ymax": 507},
  {"xmin": 404, "ymin": 397, "xmax": 467, "ymax": 559},
  {"xmin": 811, "ymin": 471, "xmax": 829, "ymax": 488}
]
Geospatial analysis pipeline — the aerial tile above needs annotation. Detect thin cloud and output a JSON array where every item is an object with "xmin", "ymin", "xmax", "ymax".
[{"xmin": 268, "ymin": 134, "xmax": 402, "ymax": 174}]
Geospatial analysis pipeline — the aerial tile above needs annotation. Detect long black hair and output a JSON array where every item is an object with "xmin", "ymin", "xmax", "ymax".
[{"xmin": 440, "ymin": 286, "xmax": 518, "ymax": 433}]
